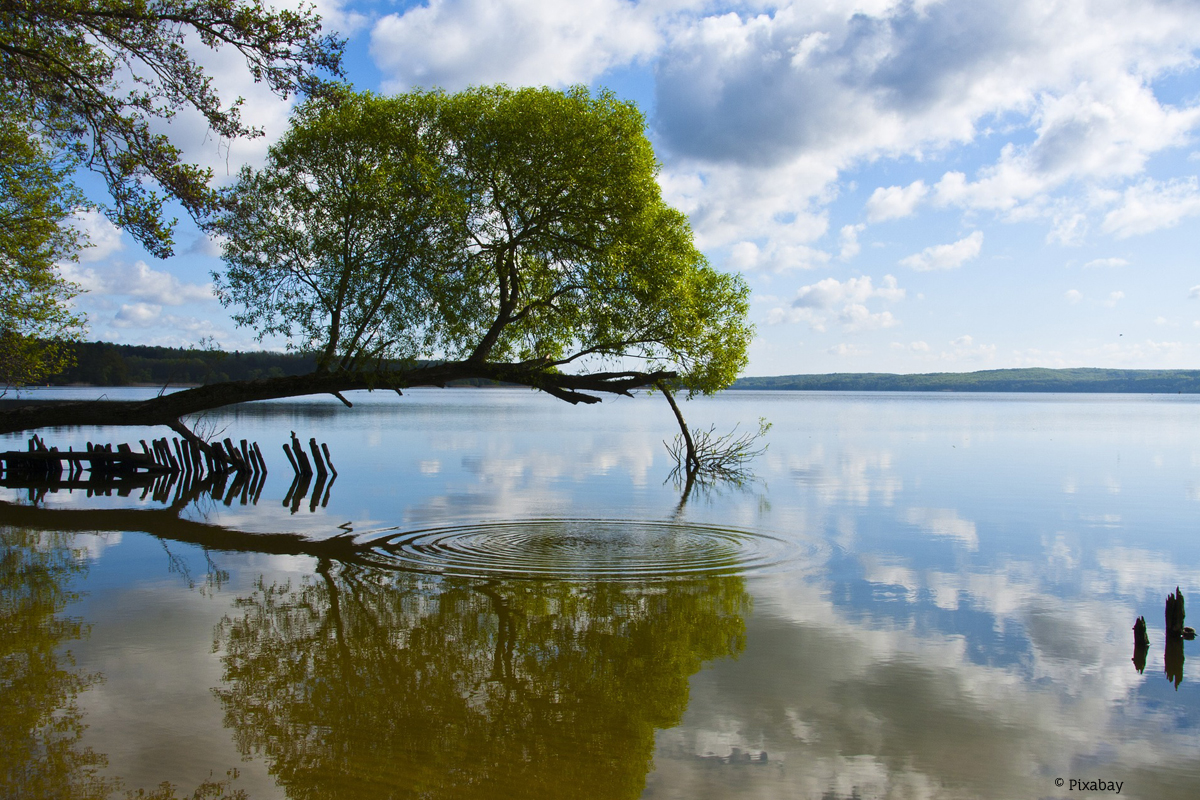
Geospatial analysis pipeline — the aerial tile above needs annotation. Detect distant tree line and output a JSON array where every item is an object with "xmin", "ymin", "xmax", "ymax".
[
  {"xmin": 732, "ymin": 368, "xmax": 1200, "ymax": 393},
  {"xmin": 38, "ymin": 342, "xmax": 514, "ymax": 388},
  {"xmin": 43, "ymin": 342, "xmax": 317, "ymax": 387},
  {"xmin": 40, "ymin": 354, "xmax": 1200, "ymax": 394}
]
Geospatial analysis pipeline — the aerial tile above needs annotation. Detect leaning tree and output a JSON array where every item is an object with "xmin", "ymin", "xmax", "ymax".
[{"xmin": 0, "ymin": 86, "xmax": 752, "ymax": 472}]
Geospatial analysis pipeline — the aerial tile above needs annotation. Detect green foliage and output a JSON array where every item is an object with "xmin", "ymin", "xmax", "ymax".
[
  {"xmin": 213, "ymin": 86, "xmax": 752, "ymax": 392},
  {"xmin": 214, "ymin": 564, "xmax": 748, "ymax": 799},
  {"xmin": 214, "ymin": 88, "xmax": 465, "ymax": 371},
  {"xmin": 0, "ymin": 105, "xmax": 86, "ymax": 391},
  {"xmin": 0, "ymin": 0, "xmax": 344, "ymax": 257}
]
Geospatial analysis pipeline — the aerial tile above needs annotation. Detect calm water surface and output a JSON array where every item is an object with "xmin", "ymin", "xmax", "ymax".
[{"xmin": 3, "ymin": 389, "xmax": 1200, "ymax": 799}]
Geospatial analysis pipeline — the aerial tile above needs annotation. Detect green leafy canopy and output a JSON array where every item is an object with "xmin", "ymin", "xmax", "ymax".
[
  {"xmin": 212, "ymin": 85, "xmax": 752, "ymax": 394},
  {"xmin": 0, "ymin": 104, "xmax": 86, "ymax": 390}
]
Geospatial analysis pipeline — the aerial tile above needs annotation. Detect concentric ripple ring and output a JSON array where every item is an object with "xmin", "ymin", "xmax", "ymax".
[{"xmin": 361, "ymin": 519, "xmax": 800, "ymax": 580}]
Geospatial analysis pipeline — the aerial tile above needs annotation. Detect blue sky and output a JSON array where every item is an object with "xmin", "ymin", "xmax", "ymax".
[{"xmin": 62, "ymin": 0, "xmax": 1200, "ymax": 376}]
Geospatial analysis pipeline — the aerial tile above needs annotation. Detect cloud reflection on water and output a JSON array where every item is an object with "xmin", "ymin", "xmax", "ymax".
[{"xmin": 4, "ymin": 390, "xmax": 1200, "ymax": 798}]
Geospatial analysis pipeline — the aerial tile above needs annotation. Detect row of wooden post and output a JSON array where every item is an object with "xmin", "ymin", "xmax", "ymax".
[
  {"xmin": 281, "ymin": 432, "xmax": 337, "ymax": 479},
  {"xmin": 2, "ymin": 434, "xmax": 64, "ymax": 479},
  {"xmin": 4, "ymin": 434, "xmax": 339, "ymax": 511},
  {"xmin": 137, "ymin": 435, "xmax": 268, "ymax": 482},
  {"xmin": 0, "ymin": 432, "xmax": 270, "ymax": 482}
]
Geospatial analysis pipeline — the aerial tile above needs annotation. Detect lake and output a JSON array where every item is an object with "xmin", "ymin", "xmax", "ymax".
[{"xmin": 3, "ymin": 388, "xmax": 1200, "ymax": 799}]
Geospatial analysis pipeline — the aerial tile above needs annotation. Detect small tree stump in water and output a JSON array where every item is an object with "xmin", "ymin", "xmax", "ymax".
[
  {"xmin": 1134, "ymin": 616, "xmax": 1150, "ymax": 647},
  {"xmin": 1132, "ymin": 616, "xmax": 1150, "ymax": 674},
  {"xmin": 1166, "ymin": 587, "xmax": 1186, "ymax": 639}
]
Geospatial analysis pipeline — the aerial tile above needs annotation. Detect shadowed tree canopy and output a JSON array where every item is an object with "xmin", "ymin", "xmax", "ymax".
[
  {"xmin": 0, "ymin": 86, "xmax": 751, "ymax": 456},
  {"xmin": 0, "ymin": 0, "xmax": 344, "ymax": 257},
  {"xmin": 0, "ymin": 0, "xmax": 342, "ymax": 393}
]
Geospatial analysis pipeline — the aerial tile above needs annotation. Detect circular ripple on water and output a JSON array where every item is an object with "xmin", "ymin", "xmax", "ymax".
[{"xmin": 363, "ymin": 519, "xmax": 801, "ymax": 580}]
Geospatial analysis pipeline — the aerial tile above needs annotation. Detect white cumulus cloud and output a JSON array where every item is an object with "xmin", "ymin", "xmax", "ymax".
[
  {"xmin": 792, "ymin": 275, "xmax": 904, "ymax": 309},
  {"xmin": 114, "ymin": 302, "xmax": 163, "ymax": 327},
  {"xmin": 769, "ymin": 274, "xmax": 905, "ymax": 330},
  {"xmin": 1101, "ymin": 178, "xmax": 1200, "ymax": 238},
  {"xmin": 370, "ymin": 0, "xmax": 660, "ymax": 91},
  {"xmin": 900, "ymin": 231, "xmax": 984, "ymax": 271},
  {"xmin": 828, "ymin": 342, "xmax": 869, "ymax": 357},
  {"xmin": 69, "ymin": 210, "xmax": 125, "ymax": 262},
  {"xmin": 838, "ymin": 223, "xmax": 864, "ymax": 260},
  {"xmin": 939, "ymin": 334, "xmax": 997, "ymax": 363},
  {"xmin": 647, "ymin": 0, "xmax": 1200, "ymax": 256},
  {"xmin": 1083, "ymin": 257, "xmax": 1129, "ymax": 269},
  {"xmin": 866, "ymin": 181, "xmax": 929, "ymax": 222},
  {"xmin": 59, "ymin": 261, "xmax": 214, "ymax": 305}
]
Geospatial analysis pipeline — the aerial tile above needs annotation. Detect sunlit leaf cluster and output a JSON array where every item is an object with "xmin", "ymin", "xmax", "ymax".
[{"xmin": 0, "ymin": 105, "xmax": 86, "ymax": 391}]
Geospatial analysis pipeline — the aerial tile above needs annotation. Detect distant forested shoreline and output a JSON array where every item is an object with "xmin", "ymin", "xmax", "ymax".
[
  {"xmin": 27, "ymin": 342, "xmax": 504, "ymax": 387},
  {"xmin": 17, "ymin": 344, "xmax": 1200, "ymax": 394},
  {"xmin": 731, "ymin": 368, "xmax": 1200, "ymax": 393}
]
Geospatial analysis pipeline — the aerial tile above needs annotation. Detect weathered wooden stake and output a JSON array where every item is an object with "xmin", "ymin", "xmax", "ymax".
[
  {"xmin": 1134, "ymin": 616, "xmax": 1150, "ymax": 647},
  {"xmin": 252, "ymin": 442, "xmax": 267, "ymax": 475},
  {"xmin": 282, "ymin": 444, "xmax": 299, "ymax": 475},
  {"xmin": 222, "ymin": 438, "xmax": 246, "ymax": 473},
  {"xmin": 290, "ymin": 432, "xmax": 312, "ymax": 477},
  {"xmin": 308, "ymin": 438, "xmax": 327, "ymax": 478},
  {"xmin": 191, "ymin": 440, "xmax": 204, "ymax": 477},
  {"xmin": 1166, "ymin": 587, "xmax": 1186, "ymax": 639}
]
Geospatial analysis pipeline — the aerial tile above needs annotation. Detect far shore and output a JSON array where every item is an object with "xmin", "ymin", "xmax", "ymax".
[{"xmin": 9, "ymin": 366, "xmax": 1200, "ymax": 398}]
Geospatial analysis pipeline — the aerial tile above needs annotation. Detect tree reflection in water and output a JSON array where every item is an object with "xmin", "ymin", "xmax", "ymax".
[
  {"xmin": 0, "ymin": 526, "xmax": 112, "ymax": 800},
  {"xmin": 215, "ymin": 561, "xmax": 750, "ymax": 800},
  {"xmin": 1, "ymin": 525, "xmax": 250, "ymax": 800}
]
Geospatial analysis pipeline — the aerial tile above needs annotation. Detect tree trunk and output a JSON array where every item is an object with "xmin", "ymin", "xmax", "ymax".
[
  {"xmin": 657, "ymin": 382, "xmax": 698, "ymax": 473},
  {"xmin": 0, "ymin": 363, "xmax": 677, "ymax": 436}
]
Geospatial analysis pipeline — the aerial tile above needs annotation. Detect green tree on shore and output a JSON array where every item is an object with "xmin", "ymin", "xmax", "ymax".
[
  {"xmin": 0, "ymin": 85, "xmax": 751, "ymax": 456},
  {"xmin": 0, "ymin": 106, "xmax": 86, "ymax": 389},
  {"xmin": 213, "ymin": 86, "xmax": 750, "ymax": 396}
]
